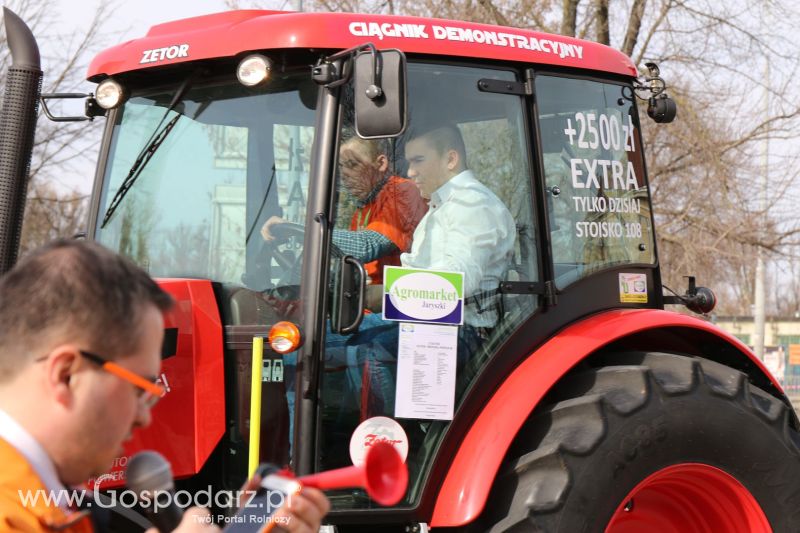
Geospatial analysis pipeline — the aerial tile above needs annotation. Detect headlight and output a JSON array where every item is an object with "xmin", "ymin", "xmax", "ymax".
[{"xmin": 95, "ymin": 78, "xmax": 127, "ymax": 110}]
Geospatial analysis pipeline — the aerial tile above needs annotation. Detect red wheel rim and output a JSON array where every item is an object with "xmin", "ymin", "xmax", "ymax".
[{"xmin": 605, "ymin": 463, "xmax": 770, "ymax": 533}]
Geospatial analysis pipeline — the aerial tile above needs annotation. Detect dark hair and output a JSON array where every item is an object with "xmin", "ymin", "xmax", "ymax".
[
  {"xmin": 407, "ymin": 123, "xmax": 467, "ymax": 167},
  {"xmin": 0, "ymin": 239, "xmax": 173, "ymax": 380}
]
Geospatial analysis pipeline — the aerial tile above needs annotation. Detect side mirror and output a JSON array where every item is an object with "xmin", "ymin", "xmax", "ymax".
[{"xmin": 353, "ymin": 49, "xmax": 407, "ymax": 139}]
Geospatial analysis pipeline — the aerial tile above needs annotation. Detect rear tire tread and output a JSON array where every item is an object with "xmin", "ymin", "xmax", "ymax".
[{"xmin": 489, "ymin": 351, "xmax": 798, "ymax": 530}]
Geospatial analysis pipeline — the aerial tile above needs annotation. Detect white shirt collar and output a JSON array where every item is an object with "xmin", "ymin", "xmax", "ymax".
[
  {"xmin": 430, "ymin": 169, "xmax": 475, "ymax": 207},
  {"xmin": 0, "ymin": 408, "xmax": 70, "ymax": 508}
]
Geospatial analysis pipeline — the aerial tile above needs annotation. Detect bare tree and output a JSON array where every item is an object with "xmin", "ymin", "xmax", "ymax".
[
  {"xmin": 593, "ymin": 0, "xmax": 609, "ymax": 45},
  {"xmin": 19, "ymin": 181, "xmax": 88, "ymax": 250},
  {"xmin": 621, "ymin": 0, "xmax": 646, "ymax": 56},
  {"xmin": 0, "ymin": 0, "xmax": 112, "ymax": 254},
  {"xmin": 561, "ymin": 0, "xmax": 580, "ymax": 36}
]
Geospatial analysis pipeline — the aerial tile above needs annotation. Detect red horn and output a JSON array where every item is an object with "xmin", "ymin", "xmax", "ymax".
[{"xmin": 298, "ymin": 441, "xmax": 408, "ymax": 506}]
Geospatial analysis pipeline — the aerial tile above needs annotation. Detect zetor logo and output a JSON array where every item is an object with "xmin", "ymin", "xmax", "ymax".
[
  {"xmin": 364, "ymin": 434, "xmax": 403, "ymax": 447},
  {"xmin": 140, "ymin": 44, "xmax": 190, "ymax": 64}
]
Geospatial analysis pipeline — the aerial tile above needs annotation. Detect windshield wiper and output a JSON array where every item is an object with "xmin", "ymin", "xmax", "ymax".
[{"xmin": 100, "ymin": 73, "xmax": 197, "ymax": 228}]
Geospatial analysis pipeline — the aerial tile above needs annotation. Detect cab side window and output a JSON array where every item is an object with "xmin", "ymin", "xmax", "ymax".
[{"xmin": 536, "ymin": 75, "xmax": 655, "ymax": 288}]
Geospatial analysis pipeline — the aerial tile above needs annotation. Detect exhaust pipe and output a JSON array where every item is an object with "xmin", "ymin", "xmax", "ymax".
[{"xmin": 0, "ymin": 7, "xmax": 42, "ymax": 273}]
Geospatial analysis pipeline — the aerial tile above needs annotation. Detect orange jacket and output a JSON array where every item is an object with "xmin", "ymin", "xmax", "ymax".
[
  {"xmin": 349, "ymin": 175, "xmax": 427, "ymax": 284},
  {"xmin": 0, "ymin": 438, "xmax": 93, "ymax": 532}
]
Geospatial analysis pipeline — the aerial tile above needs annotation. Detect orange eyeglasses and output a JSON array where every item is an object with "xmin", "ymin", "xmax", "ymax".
[{"xmin": 78, "ymin": 350, "xmax": 165, "ymax": 408}]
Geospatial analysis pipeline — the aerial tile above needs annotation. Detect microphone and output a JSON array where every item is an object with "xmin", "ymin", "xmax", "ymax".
[{"xmin": 126, "ymin": 451, "xmax": 182, "ymax": 533}]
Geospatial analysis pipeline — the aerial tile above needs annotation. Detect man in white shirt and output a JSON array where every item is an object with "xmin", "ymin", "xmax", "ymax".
[
  {"xmin": 400, "ymin": 123, "xmax": 516, "ymax": 327},
  {"xmin": 0, "ymin": 240, "xmax": 329, "ymax": 532},
  {"xmin": 363, "ymin": 124, "xmax": 516, "ymax": 325}
]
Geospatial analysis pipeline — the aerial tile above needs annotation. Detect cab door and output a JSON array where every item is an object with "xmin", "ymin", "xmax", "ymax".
[{"xmin": 317, "ymin": 61, "xmax": 542, "ymax": 514}]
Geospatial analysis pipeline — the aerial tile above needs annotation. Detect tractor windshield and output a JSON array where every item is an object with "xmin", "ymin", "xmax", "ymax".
[{"xmin": 95, "ymin": 72, "xmax": 317, "ymax": 322}]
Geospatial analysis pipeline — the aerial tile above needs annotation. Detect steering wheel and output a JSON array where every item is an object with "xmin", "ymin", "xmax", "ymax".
[
  {"xmin": 259, "ymin": 220, "xmax": 347, "ymax": 292},
  {"xmin": 259, "ymin": 221, "xmax": 306, "ymax": 286}
]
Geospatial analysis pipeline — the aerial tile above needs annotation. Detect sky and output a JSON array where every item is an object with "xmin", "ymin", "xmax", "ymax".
[{"xmin": 56, "ymin": 0, "xmax": 236, "ymax": 47}]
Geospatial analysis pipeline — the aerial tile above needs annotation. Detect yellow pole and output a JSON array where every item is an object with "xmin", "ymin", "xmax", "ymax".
[{"xmin": 248, "ymin": 336, "xmax": 264, "ymax": 478}]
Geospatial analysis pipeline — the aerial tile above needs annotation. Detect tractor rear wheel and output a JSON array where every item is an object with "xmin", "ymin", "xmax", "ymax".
[{"xmin": 479, "ymin": 351, "xmax": 800, "ymax": 532}]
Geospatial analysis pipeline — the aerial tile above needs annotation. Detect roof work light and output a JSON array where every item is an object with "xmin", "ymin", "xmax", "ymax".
[{"xmin": 237, "ymin": 54, "xmax": 273, "ymax": 87}]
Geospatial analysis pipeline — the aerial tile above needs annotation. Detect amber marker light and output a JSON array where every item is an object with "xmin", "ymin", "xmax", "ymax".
[{"xmin": 268, "ymin": 321, "xmax": 302, "ymax": 354}]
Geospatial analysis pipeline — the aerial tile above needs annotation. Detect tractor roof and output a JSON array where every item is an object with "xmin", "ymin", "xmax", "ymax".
[{"xmin": 87, "ymin": 10, "xmax": 637, "ymax": 81}]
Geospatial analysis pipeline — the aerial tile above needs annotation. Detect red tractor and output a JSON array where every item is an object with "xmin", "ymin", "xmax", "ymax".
[{"xmin": 1, "ymin": 7, "xmax": 798, "ymax": 532}]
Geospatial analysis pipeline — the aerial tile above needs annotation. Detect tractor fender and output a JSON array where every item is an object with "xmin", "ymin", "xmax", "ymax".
[{"xmin": 430, "ymin": 308, "xmax": 783, "ymax": 527}]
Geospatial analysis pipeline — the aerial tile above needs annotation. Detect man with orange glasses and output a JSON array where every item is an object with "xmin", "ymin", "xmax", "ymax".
[{"xmin": 0, "ymin": 240, "xmax": 329, "ymax": 532}]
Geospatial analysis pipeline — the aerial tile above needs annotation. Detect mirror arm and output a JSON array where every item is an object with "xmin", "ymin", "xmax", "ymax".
[
  {"xmin": 325, "ymin": 42, "xmax": 376, "ymax": 62},
  {"xmin": 40, "ymin": 92, "xmax": 104, "ymax": 122},
  {"xmin": 315, "ymin": 42, "xmax": 381, "ymax": 95},
  {"xmin": 364, "ymin": 45, "xmax": 382, "ymax": 100}
]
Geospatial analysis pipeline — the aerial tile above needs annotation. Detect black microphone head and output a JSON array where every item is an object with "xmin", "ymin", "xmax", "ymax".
[{"xmin": 126, "ymin": 451, "xmax": 175, "ymax": 494}]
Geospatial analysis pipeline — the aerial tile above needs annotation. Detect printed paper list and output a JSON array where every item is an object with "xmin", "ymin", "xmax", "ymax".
[{"xmin": 395, "ymin": 323, "xmax": 457, "ymax": 420}]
